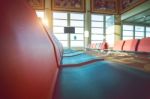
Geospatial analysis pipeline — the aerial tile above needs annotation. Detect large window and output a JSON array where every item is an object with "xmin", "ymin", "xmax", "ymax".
[
  {"xmin": 122, "ymin": 25, "xmax": 134, "ymax": 40},
  {"xmin": 91, "ymin": 14, "xmax": 115, "ymax": 45},
  {"xmin": 91, "ymin": 14, "xmax": 104, "ymax": 43},
  {"xmin": 53, "ymin": 12, "xmax": 68, "ymax": 47},
  {"xmin": 135, "ymin": 26, "xmax": 144, "ymax": 39},
  {"xmin": 105, "ymin": 15, "xmax": 115, "ymax": 47},
  {"xmin": 122, "ymin": 24, "xmax": 150, "ymax": 40},
  {"xmin": 53, "ymin": 12, "xmax": 84, "ymax": 48},
  {"xmin": 70, "ymin": 13, "xmax": 84, "ymax": 47}
]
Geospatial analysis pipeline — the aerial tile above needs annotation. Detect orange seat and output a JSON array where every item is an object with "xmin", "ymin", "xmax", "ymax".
[
  {"xmin": 123, "ymin": 39, "xmax": 139, "ymax": 51},
  {"xmin": 113, "ymin": 40, "xmax": 125, "ymax": 51},
  {"xmin": 100, "ymin": 42, "xmax": 108, "ymax": 50},
  {"xmin": 137, "ymin": 37, "xmax": 150, "ymax": 53}
]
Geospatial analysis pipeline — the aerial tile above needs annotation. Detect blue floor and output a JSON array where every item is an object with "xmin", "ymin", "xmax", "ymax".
[
  {"xmin": 63, "ymin": 49, "xmax": 77, "ymax": 54},
  {"xmin": 62, "ymin": 54, "xmax": 103, "ymax": 65},
  {"xmin": 54, "ymin": 61, "xmax": 150, "ymax": 99},
  {"xmin": 63, "ymin": 51, "xmax": 84, "ymax": 57}
]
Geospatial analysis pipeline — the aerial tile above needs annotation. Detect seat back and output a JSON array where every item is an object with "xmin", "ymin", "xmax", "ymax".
[
  {"xmin": 0, "ymin": 0, "xmax": 58, "ymax": 99},
  {"xmin": 123, "ymin": 39, "xmax": 139, "ymax": 51},
  {"xmin": 137, "ymin": 37, "xmax": 150, "ymax": 52},
  {"xmin": 96, "ymin": 43, "xmax": 101, "ymax": 49},
  {"xmin": 90, "ymin": 44, "xmax": 93, "ymax": 49},
  {"xmin": 113, "ymin": 40, "xmax": 125, "ymax": 51},
  {"xmin": 92, "ymin": 43, "xmax": 97, "ymax": 49},
  {"xmin": 48, "ymin": 33, "xmax": 63, "ymax": 66},
  {"xmin": 100, "ymin": 42, "xmax": 108, "ymax": 50}
]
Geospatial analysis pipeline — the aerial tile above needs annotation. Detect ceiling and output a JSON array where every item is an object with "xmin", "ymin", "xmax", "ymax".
[
  {"xmin": 121, "ymin": 0, "xmax": 150, "ymax": 26},
  {"xmin": 122, "ymin": 9, "xmax": 150, "ymax": 26}
]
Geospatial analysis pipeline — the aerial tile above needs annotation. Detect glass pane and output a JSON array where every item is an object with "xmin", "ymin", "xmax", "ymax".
[
  {"xmin": 135, "ymin": 26, "xmax": 144, "ymax": 31},
  {"xmin": 146, "ymin": 33, "xmax": 150, "ymax": 37},
  {"xmin": 123, "ymin": 25, "xmax": 133, "ymax": 30},
  {"xmin": 53, "ymin": 20, "xmax": 67, "ymax": 26},
  {"xmin": 71, "ymin": 34, "xmax": 83, "ymax": 40},
  {"xmin": 122, "ymin": 36, "xmax": 133, "ymax": 40},
  {"xmin": 70, "ymin": 13, "xmax": 84, "ymax": 20},
  {"xmin": 91, "ymin": 15, "xmax": 104, "ymax": 21},
  {"xmin": 53, "ymin": 12, "xmax": 67, "ymax": 19},
  {"xmin": 106, "ymin": 21, "xmax": 114, "ymax": 28},
  {"xmin": 53, "ymin": 27, "xmax": 64, "ymax": 33},
  {"xmin": 60, "ymin": 41, "xmax": 68, "ymax": 47},
  {"xmin": 106, "ymin": 16, "xmax": 111, "ymax": 20},
  {"xmin": 54, "ymin": 34, "xmax": 68, "ymax": 40},
  {"xmin": 135, "ymin": 36, "xmax": 144, "ymax": 39},
  {"xmin": 91, "ymin": 22, "xmax": 103, "ymax": 27},
  {"xmin": 91, "ymin": 28, "xmax": 103, "ymax": 34},
  {"xmin": 123, "ymin": 31, "xmax": 133, "ymax": 36},
  {"xmin": 106, "ymin": 15, "xmax": 113, "ymax": 20},
  {"xmin": 106, "ymin": 26, "xmax": 115, "ymax": 34},
  {"xmin": 70, "ymin": 20, "xmax": 84, "ymax": 27},
  {"xmin": 91, "ymin": 41, "xmax": 103, "ymax": 44},
  {"xmin": 36, "ymin": 11, "xmax": 44, "ymax": 19},
  {"xmin": 92, "ymin": 35, "xmax": 104, "ymax": 40},
  {"xmin": 135, "ymin": 32, "xmax": 144, "ymax": 37},
  {"xmin": 106, "ymin": 35, "xmax": 114, "ymax": 42},
  {"xmin": 75, "ymin": 28, "xmax": 84, "ymax": 34},
  {"xmin": 71, "ymin": 41, "xmax": 84, "ymax": 47},
  {"xmin": 106, "ymin": 15, "xmax": 114, "ymax": 28},
  {"xmin": 146, "ymin": 27, "xmax": 150, "ymax": 31}
]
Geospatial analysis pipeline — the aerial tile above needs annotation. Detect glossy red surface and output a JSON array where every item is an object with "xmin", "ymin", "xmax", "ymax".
[
  {"xmin": 0, "ymin": 0, "xmax": 58, "ymax": 99},
  {"xmin": 123, "ymin": 39, "xmax": 139, "ymax": 51},
  {"xmin": 137, "ymin": 37, "xmax": 150, "ymax": 52},
  {"xmin": 113, "ymin": 40, "xmax": 125, "ymax": 51}
]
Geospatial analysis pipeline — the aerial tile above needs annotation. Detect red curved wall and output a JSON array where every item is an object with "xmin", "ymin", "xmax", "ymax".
[{"xmin": 0, "ymin": 0, "xmax": 58, "ymax": 99}]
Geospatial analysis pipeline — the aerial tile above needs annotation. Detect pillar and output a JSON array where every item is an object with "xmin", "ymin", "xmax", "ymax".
[{"xmin": 114, "ymin": 15, "xmax": 121, "ymax": 43}]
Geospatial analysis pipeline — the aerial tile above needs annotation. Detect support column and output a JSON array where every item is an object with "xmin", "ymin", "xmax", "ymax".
[
  {"xmin": 114, "ymin": 15, "xmax": 121, "ymax": 44},
  {"xmin": 84, "ymin": 0, "xmax": 91, "ymax": 49},
  {"xmin": 67, "ymin": 13, "xmax": 71, "ymax": 49},
  {"xmin": 44, "ymin": 0, "xmax": 52, "ymax": 33}
]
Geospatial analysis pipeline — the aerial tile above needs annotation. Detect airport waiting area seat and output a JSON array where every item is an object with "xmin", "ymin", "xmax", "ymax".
[
  {"xmin": 110, "ymin": 38, "xmax": 150, "ymax": 55},
  {"xmin": 85, "ymin": 42, "xmax": 109, "ymax": 56},
  {"xmin": 122, "ymin": 39, "xmax": 139, "ymax": 52},
  {"xmin": 1, "ymin": 0, "xmax": 150, "ymax": 99},
  {"xmin": 86, "ymin": 42, "xmax": 108, "ymax": 51},
  {"xmin": 137, "ymin": 37, "xmax": 150, "ymax": 53},
  {"xmin": 88, "ymin": 38, "xmax": 150, "ymax": 71},
  {"xmin": 113, "ymin": 40, "xmax": 125, "ymax": 51},
  {"xmin": 90, "ymin": 38, "xmax": 149, "ymax": 57},
  {"xmin": 110, "ymin": 39, "xmax": 139, "ymax": 56}
]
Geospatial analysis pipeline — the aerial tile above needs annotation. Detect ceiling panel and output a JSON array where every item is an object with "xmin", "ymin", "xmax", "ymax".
[{"xmin": 122, "ymin": 8, "xmax": 150, "ymax": 25}]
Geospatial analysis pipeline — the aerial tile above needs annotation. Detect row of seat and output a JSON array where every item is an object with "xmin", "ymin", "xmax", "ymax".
[
  {"xmin": 86, "ymin": 38, "xmax": 150, "ymax": 53},
  {"xmin": 87, "ymin": 38, "xmax": 150, "ymax": 53},
  {"xmin": 86, "ymin": 42, "xmax": 108, "ymax": 50},
  {"xmin": 113, "ymin": 38, "xmax": 150, "ymax": 53}
]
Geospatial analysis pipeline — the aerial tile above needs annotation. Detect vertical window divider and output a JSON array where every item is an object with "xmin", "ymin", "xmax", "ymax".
[
  {"xmin": 121, "ymin": 24, "xmax": 123, "ymax": 40},
  {"xmin": 133, "ymin": 25, "xmax": 135, "ymax": 39},
  {"xmin": 104, "ymin": 15, "xmax": 106, "ymax": 42},
  {"xmin": 144, "ymin": 26, "xmax": 146, "ymax": 38},
  {"xmin": 67, "ymin": 13, "xmax": 70, "ymax": 48}
]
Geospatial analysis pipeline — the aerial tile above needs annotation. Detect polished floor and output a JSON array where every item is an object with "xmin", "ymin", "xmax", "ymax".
[
  {"xmin": 54, "ymin": 61, "xmax": 150, "ymax": 99},
  {"xmin": 62, "ymin": 54, "xmax": 99, "ymax": 65}
]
